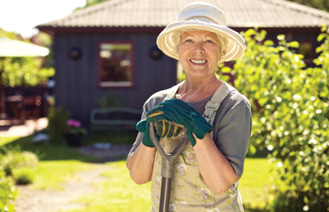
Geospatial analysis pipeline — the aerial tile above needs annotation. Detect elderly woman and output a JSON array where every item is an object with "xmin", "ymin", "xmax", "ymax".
[{"xmin": 127, "ymin": 2, "xmax": 251, "ymax": 211}]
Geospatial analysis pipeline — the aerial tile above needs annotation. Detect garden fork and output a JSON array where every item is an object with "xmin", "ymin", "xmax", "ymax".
[{"xmin": 149, "ymin": 122, "xmax": 188, "ymax": 212}]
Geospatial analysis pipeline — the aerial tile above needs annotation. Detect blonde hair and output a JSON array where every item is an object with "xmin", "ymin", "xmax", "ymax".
[{"xmin": 172, "ymin": 29, "xmax": 228, "ymax": 61}]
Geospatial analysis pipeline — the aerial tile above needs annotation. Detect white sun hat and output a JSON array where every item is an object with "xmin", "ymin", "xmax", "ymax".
[{"xmin": 156, "ymin": 1, "xmax": 245, "ymax": 63}]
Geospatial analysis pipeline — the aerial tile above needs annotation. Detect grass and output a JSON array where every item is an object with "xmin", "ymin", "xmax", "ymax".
[
  {"xmin": 64, "ymin": 161, "xmax": 152, "ymax": 212},
  {"xmin": 63, "ymin": 159, "xmax": 273, "ymax": 212},
  {"xmin": 34, "ymin": 161, "xmax": 94, "ymax": 190},
  {"xmin": 240, "ymin": 158, "xmax": 273, "ymax": 211},
  {"xmin": 0, "ymin": 137, "xmax": 17, "ymax": 146},
  {"xmin": 0, "ymin": 136, "xmax": 99, "ymax": 162},
  {"xmin": 0, "ymin": 135, "xmax": 100, "ymax": 191},
  {"xmin": 1, "ymin": 135, "xmax": 273, "ymax": 211}
]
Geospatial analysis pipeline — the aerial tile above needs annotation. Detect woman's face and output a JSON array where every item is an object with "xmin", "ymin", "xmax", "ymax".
[{"xmin": 177, "ymin": 30, "xmax": 221, "ymax": 79}]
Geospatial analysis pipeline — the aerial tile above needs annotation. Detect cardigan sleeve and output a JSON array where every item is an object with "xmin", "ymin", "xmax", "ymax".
[{"xmin": 213, "ymin": 91, "xmax": 252, "ymax": 178}]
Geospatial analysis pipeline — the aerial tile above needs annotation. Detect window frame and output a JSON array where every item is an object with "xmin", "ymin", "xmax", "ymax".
[{"xmin": 97, "ymin": 41, "xmax": 134, "ymax": 88}]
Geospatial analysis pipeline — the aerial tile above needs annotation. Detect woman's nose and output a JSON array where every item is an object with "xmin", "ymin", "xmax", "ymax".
[{"xmin": 193, "ymin": 42, "xmax": 205, "ymax": 53}]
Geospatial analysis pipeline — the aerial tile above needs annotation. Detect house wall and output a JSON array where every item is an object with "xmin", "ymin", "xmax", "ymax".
[
  {"xmin": 53, "ymin": 32, "xmax": 177, "ymax": 127},
  {"xmin": 52, "ymin": 27, "xmax": 321, "ymax": 128}
]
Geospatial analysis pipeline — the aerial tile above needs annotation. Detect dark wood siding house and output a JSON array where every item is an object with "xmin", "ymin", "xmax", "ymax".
[{"xmin": 37, "ymin": 0, "xmax": 329, "ymax": 128}]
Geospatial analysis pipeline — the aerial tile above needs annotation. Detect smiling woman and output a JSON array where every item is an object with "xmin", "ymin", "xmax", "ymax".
[
  {"xmin": 177, "ymin": 30, "xmax": 221, "ymax": 82},
  {"xmin": 127, "ymin": 1, "xmax": 252, "ymax": 212}
]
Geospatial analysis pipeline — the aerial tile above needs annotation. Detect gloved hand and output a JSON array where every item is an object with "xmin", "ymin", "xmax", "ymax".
[
  {"xmin": 155, "ymin": 120, "xmax": 183, "ymax": 138},
  {"xmin": 146, "ymin": 99, "xmax": 212, "ymax": 146},
  {"xmin": 136, "ymin": 119, "xmax": 183, "ymax": 147},
  {"xmin": 136, "ymin": 119, "xmax": 158, "ymax": 147}
]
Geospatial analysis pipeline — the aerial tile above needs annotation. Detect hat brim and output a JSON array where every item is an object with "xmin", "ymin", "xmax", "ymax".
[{"xmin": 157, "ymin": 20, "xmax": 245, "ymax": 62}]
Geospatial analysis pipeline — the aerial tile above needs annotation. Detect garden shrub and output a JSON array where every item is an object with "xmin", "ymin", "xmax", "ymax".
[
  {"xmin": 0, "ymin": 168, "xmax": 16, "ymax": 212},
  {"xmin": 46, "ymin": 106, "xmax": 71, "ymax": 145},
  {"xmin": 0, "ymin": 146, "xmax": 39, "ymax": 185},
  {"xmin": 12, "ymin": 167, "xmax": 36, "ymax": 185},
  {"xmin": 221, "ymin": 28, "xmax": 329, "ymax": 211}
]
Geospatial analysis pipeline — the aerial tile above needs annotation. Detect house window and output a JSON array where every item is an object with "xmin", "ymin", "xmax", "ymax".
[
  {"xmin": 99, "ymin": 42, "xmax": 133, "ymax": 87},
  {"xmin": 298, "ymin": 42, "xmax": 313, "ymax": 65}
]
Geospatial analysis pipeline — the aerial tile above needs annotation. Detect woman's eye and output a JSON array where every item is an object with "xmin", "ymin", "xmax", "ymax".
[
  {"xmin": 183, "ymin": 39, "xmax": 193, "ymax": 43},
  {"xmin": 205, "ymin": 39, "xmax": 214, "ymax": 43}
]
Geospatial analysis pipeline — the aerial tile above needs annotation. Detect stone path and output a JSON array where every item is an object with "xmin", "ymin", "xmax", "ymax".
[
  {"xmin": 14, "ymin": 163, "xmax": 109, "ymax": 212},
  {"xmin": 1, "ymin": 118, "xmax": 133, "ymax": 212}
]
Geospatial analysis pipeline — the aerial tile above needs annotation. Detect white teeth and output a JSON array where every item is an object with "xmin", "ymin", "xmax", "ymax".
[{"xmin": 191, "ymin": 59, "xmax": 206, "ymax": 64}]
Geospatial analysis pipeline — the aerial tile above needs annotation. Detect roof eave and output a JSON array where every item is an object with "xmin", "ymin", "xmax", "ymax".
[
  {"xmin": 38, "ymin": 25, "xmax": 324, "ymax": 36},
  {"xmin": 37, "ymin": 25, "xmax": 166, "ymax": 35}
]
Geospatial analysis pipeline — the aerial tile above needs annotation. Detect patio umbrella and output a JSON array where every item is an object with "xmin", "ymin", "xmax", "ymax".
[
  {"xmin": 0, "ymin": 36, "xmax": 49, "ymax": 118},
  {"xmin": 0, "ymin": 36, "xmax": 49, "ymax": 57}
]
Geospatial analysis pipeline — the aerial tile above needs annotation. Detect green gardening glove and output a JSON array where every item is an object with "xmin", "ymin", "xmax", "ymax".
[
  {"xmin": 155, "ymin": 120, "xmax": 183, "ymax": 138},
  {"xmin": 146, "ymin": 99, "xmax": 212, "ymax": 146},
  {"xmin": 136, "ymin": 119, "xmax": 158, "ymax": 147},
  {"xmin": 136, "ymin": 119, "xmax": 182, "ymax": 147}
]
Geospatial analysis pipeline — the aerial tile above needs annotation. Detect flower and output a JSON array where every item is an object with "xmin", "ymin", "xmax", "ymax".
[
  {"xmin": 198, "ymin": 188, "xmax": 211, "ymax": 200},
  {"xmin": 176, "ymin": 164, "xmax": 188, "ymax": 176},
  {"xmin": 169, "ymin": 204, "xmax": 177, "ymax": 212},
  {"xmin": 67, "ymin": 119, "xmax": 81, "ymax": 128},
  {"xmin": 66, "ymin": 119, "xmax": 87, "ymax": 135}
]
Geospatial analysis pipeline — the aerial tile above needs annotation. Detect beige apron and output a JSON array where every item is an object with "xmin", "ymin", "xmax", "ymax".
[{"xmin": 151, "ymin": 82, "xmax": 244, "ymax": 212}]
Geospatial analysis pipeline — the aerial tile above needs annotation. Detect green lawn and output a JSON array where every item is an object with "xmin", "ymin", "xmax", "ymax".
[
  {"xmin": 0, "ymin": 136, "xmax": 17, "ymax": 146},
  {"xmin": 64, "ymin": 159, "xmax": 272, "ymax": 212},
  {"xmin": 240, "ymin": 158, "xmax": 273, "ymax": 211},
  {"xmin": 35, "ymin": 161, "xmax": 94, "ymax": 190},
  {"xmin": 1, "ymin": 136, "xmax": 272, "ymax": 211},
  {"xmin": 65, "ymin": 161, "xmax": 152, "ymax": 212},
  {"xmin": 0, "ymin": 136, "xmax": 100, "ymax": 191}
]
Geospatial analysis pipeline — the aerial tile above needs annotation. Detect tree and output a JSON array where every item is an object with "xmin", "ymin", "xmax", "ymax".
[
  {"xmin": 288, "ymin": 0, "xmax": 329, "ymax": 12},
  {"xmin": 0, "ymin": 30, "xmax": 54, "ymax": 87},
  {"xmin": 0, "ymin": 29, "xmax": 54, "ymax": 117},
  {"xmin": 220, "ymin": 28, "xmax": 328, "ymax": 211}
]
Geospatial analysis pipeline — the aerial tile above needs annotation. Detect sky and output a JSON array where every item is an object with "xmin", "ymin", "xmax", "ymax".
[{"xmin": 0, "ymin": 0, "xmax": 86, "ymax": 38}]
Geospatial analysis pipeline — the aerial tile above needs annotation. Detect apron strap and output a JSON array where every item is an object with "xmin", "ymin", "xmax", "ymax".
[
  {"xmin": 203, "ymin": 82, "xmax": 239, "ymax": 188},
  {"xmin": 203, "ymin": 81, "xmax": 235, "ymax": 125}
]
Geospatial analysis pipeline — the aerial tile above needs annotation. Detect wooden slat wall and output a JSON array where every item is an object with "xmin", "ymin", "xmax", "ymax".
[{"xmin": 54, "ymin": 32, "xmax": 177, "ymax": 127}]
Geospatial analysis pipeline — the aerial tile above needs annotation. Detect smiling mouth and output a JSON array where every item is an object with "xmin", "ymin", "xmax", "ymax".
[{"xmin": 190, "ymin": 59, "xmax": 207, "ymax": 64}]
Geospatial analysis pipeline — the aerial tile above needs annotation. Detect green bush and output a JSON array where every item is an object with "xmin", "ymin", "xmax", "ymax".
[
  {"xmin": 12, "ymin": 167, "xmax": 35, "ymax": 185},
  {"xmin": 221, "ymin": 28, "xmax": 329, "ymax": 211},
  {"xmin": 46, "ymin": 106, "xmax": 71, "ymax": 145},
  {"xmin": 0, "ymin": 146, "xmax": 39, "ymax": 185},
  {"xmin": 0, "ymin": 168, "xmax": 16, "ymax": 212}
]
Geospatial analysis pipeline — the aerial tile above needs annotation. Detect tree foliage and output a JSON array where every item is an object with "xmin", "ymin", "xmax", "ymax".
[
  {"xmin": 0, "ymin": 30, "xmax": 54, "ymax": 87},
  {"xmin": 288, "ymin": 0, "xmax": 329, "ymax": 12},
  {"xmin": 77, "ymin": 0, "xmax": 329, "ymax": 12},
  {"xmin": 220, "ymin": 27, "xmax": 328, "ymax": 212},
  {"xmin": 1, "ymin": 57, "xmax": 54, "ymax": 87}
]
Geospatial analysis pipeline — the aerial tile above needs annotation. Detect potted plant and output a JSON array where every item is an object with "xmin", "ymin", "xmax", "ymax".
[{"xmin": 65, "ymin": 119, "xmax": 87, "ymax": 147}]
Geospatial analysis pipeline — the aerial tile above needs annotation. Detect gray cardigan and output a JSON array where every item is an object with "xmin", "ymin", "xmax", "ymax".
[{"xmin": 128, "ymin": 84, "xmax": 252, "ymax": 178}]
